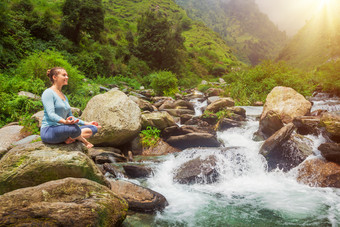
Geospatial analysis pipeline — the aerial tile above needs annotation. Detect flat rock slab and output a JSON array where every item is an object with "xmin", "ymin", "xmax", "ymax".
[
  {"xmin": 110, "ymin": 179, "xmax": 168, "ymax": 213},
  {"xmin": 0, "ymin": 141, "xmax": 109, "ymax": 195},
  {"xmin": 0, "ymin": 178, "xmax": 128, "ymax": 226}
]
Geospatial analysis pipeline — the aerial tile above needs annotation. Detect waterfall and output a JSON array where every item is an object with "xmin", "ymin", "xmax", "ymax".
[{"xmin": 124, "ymin": 94, "xmax": 340, "ymax": 226}]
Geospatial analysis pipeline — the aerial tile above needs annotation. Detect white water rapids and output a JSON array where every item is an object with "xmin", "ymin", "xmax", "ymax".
[{"xmin": 124, "ymin": 94, "xmax": 340, "ymax": 227}]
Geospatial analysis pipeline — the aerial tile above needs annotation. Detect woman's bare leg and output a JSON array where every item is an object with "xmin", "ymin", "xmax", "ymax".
[
  {"xmin": 65, "ymin": 137, "xmax": 76, "ymax": 144},
  {"xmin": 81, "ymin": 128, "xmax": 93, "ymax": 139}
]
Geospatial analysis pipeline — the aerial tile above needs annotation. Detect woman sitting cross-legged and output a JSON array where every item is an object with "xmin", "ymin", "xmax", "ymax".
[{"xmin": 40, "ymin": 67, "xmax": 100, "ymax": 148}]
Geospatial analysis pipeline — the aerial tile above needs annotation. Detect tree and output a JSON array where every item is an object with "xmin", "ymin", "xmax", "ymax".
[
  {"xmin": 136, "ymin": 10, "xmax": 184, "ymax": 72},
  {"xmin": 60, "ymin": 0, "xmax": 104, "ymax": 44}
]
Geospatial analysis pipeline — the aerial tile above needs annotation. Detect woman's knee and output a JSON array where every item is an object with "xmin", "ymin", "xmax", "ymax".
[{"xmin": 68, "ymin": 125, "xmax": 81, "ymax": 138}]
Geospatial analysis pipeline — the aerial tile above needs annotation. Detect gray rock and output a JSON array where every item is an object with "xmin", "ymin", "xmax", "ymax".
[
  {"xmin": 205, "ymin": 98, "xmax": 235, "ymax": 113},
  {"xmin": 0, "ymin": 141, "xmax": 109, "ymax": 195},
  {"xmin": 141, "ymin": 111, "xmax": 176, "ymax": 130},
  {"xmin": 319, "ymin": 143, "xmax": 340, "ymax": 163},
  {"xmin": 207, "ymin": 96, "xmax": 221, "ymax": 105},
  {"xmin": 123, "ymin": 165, "xmax": 153, "ymax": 178},
  {"xmin": 81, "ymin": 89, "xmax": 141, "ymax": 146},
  {"xmin": 110, "ymin": 179, "xmax": 168, "ymax": 213},
  {"xmin": 12, "ymin": 135, "xmax": 40, "ymax": 146},
  {"xmin": 0, "ymin": 125, "xmax": 24, "ymax": 158},
  {"xmin": 166, "ymin": 132, "xmax": 220, "ymax": 150},
  {"xmin": 174, "ymin": 155, "xmax": 218, "ymax": 184},
  {"xmin": 18, "ymin": 91, "xmax": 40, "ymax": 100},
  {"xmin": 0, "ymin": 178, "xmax": 128, "ymax": 226}
]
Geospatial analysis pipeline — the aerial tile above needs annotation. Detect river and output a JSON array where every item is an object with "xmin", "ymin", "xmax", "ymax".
[{"xmin": 123, "ymin": 93, "xmax": 340, "ymax": 227}]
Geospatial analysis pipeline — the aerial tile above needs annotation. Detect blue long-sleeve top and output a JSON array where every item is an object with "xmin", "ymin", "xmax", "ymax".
[{"xmin": 41, "ymin": 88, "xmax": 85, "ymax": 129}]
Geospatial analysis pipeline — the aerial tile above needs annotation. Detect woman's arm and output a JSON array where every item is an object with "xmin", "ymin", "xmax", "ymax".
[{"xmin": 42, "ymin": 90, "xmax": 63, "ymax": 123}]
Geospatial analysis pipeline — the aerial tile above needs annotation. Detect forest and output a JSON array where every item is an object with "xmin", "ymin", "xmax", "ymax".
[{"xmin": 0, "ymin": 0, "xmax": 339, "ymax": 129}]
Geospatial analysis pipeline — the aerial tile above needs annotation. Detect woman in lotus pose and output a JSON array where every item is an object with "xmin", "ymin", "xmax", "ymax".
[{"xmin": 40, "ymin": 67, "xmax": 100, "ymax": 148}]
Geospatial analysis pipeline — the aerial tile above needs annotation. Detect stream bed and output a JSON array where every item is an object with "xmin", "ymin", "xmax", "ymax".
[{"xmin": 123, "ymin": 94, "xmax": 340, "ymax": 227}]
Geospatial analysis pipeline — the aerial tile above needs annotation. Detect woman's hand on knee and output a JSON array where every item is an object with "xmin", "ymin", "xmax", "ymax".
[
  {"xmin": 85, "ymin": 121, "xmax": 101, "ymax": 128},
  {"xmin": 64, "ymin": 116, "xmax": 79, "ymax": 125}
]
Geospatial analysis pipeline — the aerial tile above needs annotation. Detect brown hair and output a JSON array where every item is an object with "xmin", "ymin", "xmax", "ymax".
[{"xmin": 46, "ymin": 67, "xmax": 65, "ymax": 84}]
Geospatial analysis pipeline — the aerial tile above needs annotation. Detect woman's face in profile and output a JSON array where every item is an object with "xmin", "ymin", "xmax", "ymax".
[{"xmin": 54, "ymin": 69, "xmax": 69, "ymax": 86}]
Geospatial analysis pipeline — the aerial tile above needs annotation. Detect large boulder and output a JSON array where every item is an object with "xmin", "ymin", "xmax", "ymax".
[
  {"xmin": 110, "ymin": 179, "xmax": 168, "ymax": 213},
  {"xmin": 320, "ymin": 112, "xmax": 340, "ymax": 142},
  {"xmin": 259, "ymin": 86, "xmax": 311, "ymax": 137},
  {"xmin": 141, "ymin": 111, "xmax": 176, "ymax": 130},
  {"xmin": 166, "ymin": 132, "xmax": 220, "ymax": 150},
  {"xmin": 205, "ymin": 98, "xmax": 235, "ymax": 113},
  {"xmin": 0, "ymin": 178, "xmax": 128, "ymax": 226},
  {"xmin": 81, "ymin": 89, "xmax": 141, "ymax": 146},
  {"xmin": 0, "ymin": 142, "xmax": 109, "ymax": 195},
  {"xmin": 122, "ymin": 165, "xmax": 153, "ymax": 178},
  {"xmin": 319, "ymin": 143, "xmax": 340, "ymax": 164},
  {"xmin": 174, "ymin": 155, "xmax": 218, "ymax": 184},
  {"xmin": 0, "ymin": 125, "xmax": 24, "ymax": 158},
  {"xmin": 297, "ymin": 158, "xmax": 340, "ymax": 188},
  {"xmin": 260, "ymin": 123, "xmax": 313, "ymax": 171}
]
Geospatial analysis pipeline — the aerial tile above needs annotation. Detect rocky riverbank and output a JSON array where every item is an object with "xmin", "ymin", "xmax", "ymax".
[{"xmin": 0, "ymin": 84, "xmax": 339, "ymax": 225}]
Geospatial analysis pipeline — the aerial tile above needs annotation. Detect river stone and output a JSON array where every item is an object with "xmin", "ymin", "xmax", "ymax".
[
  {"xmin": 88, "ymin": 147, "xmax": 127, "ymax": 163},
  {"xmin": 260, "ymin": 123, "xmax": 296, "ymax": 156},
  {"xmin": 297, "ymin": 158, "xmax": 340, "ymax": 188},
  {"xmin": 166, "ymin": 132, "xmax": 220, "ymax": 150},
  {"xmin": 164, "ymin": 108, "xmax": 195, "ymax": 117},
  {"xmin": 123, "ymin": 165, "xmax": 153, "ymax": 178},
  {"xmin": 205, "ymin": 98, "xmax": 235, "ymax": 113},
  {"xmin": 320, "ymin": 112, "xmax": 340, "ymax": 142},
  {"xmin": 206, "ymin": 88, "xmax": 224, "ymax": 97},
  {"xmin": 81, "ymin": 89, "xmax": 141, "ymax": 146},
  {"xmin": 217, "ymin": 118, "xmax": 242, "ymax": 130},
  {"xmin": 259, "ymin": 123, "xmax": 313, "ymax": 171},
  {"xmin": 12, "ymin": 135, "xmax": 40, "ymax": 146},
  {"xmin": 258, "ymin": 110, "xmax": 284, "ymax": 139},
  {"xmin": 142, "ymin": 140, "xmax": 180, "ymax": 156},
  {"xmin": 207, "ymin": 96, "xmax": 221, "ymax": 105},
  {"xmin": 0, "ymin": 125, "xmax": 24, "ymax": 158},
  {"xmin": 129, "ymin": 95, "xmax": 154, "ymax": 112},
  {"xmin": 293, "ymin": 116, "xmax": 321, "ymax": 135},
  {"xmin": 0, "ymin": 178, "xmax": 128, "ymax": 226},
  {"xmin": 319, "ymin": 143, "xmax": 340, "ymax": 164},
  {"xmin": 141, "ymin": 111, "xmax": 176, "ymax": 130},
  {"xmin": 110, "ymin": 179, "xmax": 168, "ymax": 213},
  {"xmin": 18, "ymin": 91, "xmax": 41, "ymax": 100},
  {"xmin": 174, "ymin": 155, "xmax": 218, "ymax": 184},
  {"xmin": 260, "ymin": 86, "xmax": 312, "ymax": 124},
  {"xmin": 0, "ymin": 141, "xmax": 109, "ymax": 195},
  {"xmin": 173, "ymin": 100, "xmax": 195, "ymax": 111}
]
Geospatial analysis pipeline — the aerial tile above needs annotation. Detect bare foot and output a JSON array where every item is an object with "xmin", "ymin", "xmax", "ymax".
[
  {"xmin": 84, "ymin": 141, "xmax": 94, "ymax": 148},
  {"xmin": 65, "ymin": 137, "xmax": 75, "ymax": 144}
]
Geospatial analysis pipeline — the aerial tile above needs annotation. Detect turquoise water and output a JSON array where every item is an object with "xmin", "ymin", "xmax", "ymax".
[{"xmin": 123, "ymin": 105, "xmax": 340, "ymax": 227}]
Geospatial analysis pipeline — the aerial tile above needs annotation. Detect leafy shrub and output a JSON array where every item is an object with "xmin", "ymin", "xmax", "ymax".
[
  {"xmin": 314, "ymin": 60, "xmax": 340, "ymax": 95},
  {"xmin": 14, "ymin": 49, "xmax": 85, "ymax": 94},
  {"xmin": 149, "ymin": 71, "xmax": 179, "ymax": 96},
  {"xmin": 139, "ymin": 126, "xmax": 161, "ymax": 148}
]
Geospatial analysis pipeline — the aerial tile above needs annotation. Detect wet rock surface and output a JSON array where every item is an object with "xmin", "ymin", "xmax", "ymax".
[
  {"xmin": 0, "ymin": 178, "xmax": 128, "ymax": 226},
  {"xmin": 174, "ymin": 155, "xmax": 219, "ymax": 184},
  {"xmin": 110, "ymin": 179, "xmax": 168, "ymax": 213}
]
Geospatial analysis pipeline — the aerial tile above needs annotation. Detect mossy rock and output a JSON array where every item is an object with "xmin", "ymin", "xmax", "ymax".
[
  {"xmin": 0, "ymin": 178, "xmax": 128, "ymax": 226},
  {"xmin": 0, "ymin": 141, "xmax": 109, "ymax": 195}
]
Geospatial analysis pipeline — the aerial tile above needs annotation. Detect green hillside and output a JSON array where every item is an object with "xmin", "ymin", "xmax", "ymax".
[
  {"xmin": 0, "ymin": 0, "xmax": 241, "ymax": 127},
  {"xmin": 278, "ymin": 3, "xmax": 340, "ymax": 69},
  {"xmin": 175, "ymin": 0, "xmax": 287, "ymax": 65}
]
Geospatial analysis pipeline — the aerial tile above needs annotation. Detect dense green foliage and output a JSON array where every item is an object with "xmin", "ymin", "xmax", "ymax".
[
  {"xmin": 149, "ymin": 71, "xmax": 179, "ymax": 96},
  {"xmin": 176, "ymin": 0, "xmax": 287, "ymax": 65},
  {"xmin": 314, "ymin": 60, "xmax": 340, "ymax": 95},
  {"xmin": 220, "ymin": 61, "xmax": 315, "ymax": 105}
]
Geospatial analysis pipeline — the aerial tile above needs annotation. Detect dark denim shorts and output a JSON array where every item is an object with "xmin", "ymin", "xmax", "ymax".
[{"xmin": 40, "ymin": 124, "xmax": 98, "ymax": 144}]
